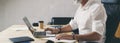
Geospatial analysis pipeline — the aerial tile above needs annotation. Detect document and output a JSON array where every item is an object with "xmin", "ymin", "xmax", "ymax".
[
  {"xmin": 11, "ymin": 25, "xmax": 28, "ymax": 31},
  {"xmin": 42, "ymin": 37, "xmax": 76, "ymax": 43}
]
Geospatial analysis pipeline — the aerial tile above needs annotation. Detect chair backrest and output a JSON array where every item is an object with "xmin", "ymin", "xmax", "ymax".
[
  {"xmin": 115, "ymin": 22, "xmax": 120, "ymax": 38},
  {"xmin": 101, "ymin": 0, "xmax": 120, "ymax": 4},
  {"xmin": 50, "ymin": 17, "xmax": 74, "ymax": 25}
]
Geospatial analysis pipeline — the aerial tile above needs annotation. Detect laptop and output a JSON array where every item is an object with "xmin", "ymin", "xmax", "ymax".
[
  {"xmin": 23, "ymin": 17, "xmax": 76, "ymax": 43},
  {"xmin": 23, "ymin": 17, "xmax": 47, "ymax": 38}
]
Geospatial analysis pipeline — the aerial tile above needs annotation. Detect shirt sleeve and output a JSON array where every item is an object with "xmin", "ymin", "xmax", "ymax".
[
  {"xmin": 92, "ymin": 19, "xmax": 106, "ymax": 36},
  {"xmin": 91, "ymin": 4, "xmax": 107, "ymax": 36},
  {"xmin": 69, "ymin": 19, "xmax": 78, "ymax": 30}
]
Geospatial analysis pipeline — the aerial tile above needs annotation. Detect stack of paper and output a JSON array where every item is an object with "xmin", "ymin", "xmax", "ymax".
[{"xmin": 42, "ymin": 37, "xmax": 76, "ymax": 43}]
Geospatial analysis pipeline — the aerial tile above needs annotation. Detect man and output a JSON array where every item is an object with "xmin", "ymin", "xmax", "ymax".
[{"xmin": 45, "ymin": 0, "xmax": 107, "ymax": 43}]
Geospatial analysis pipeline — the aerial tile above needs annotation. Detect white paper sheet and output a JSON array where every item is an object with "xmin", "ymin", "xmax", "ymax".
[{"xmin": 42, "ymin": 37, "xmax": 76, "ymax": 43}]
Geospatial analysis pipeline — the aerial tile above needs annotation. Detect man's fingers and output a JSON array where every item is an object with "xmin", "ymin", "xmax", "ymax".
[
  {"xmin": 56, "ymin": 34, "xmax": 65, "ymax": 39},
  {"xmin": 56, "ymin": 34, "xmax": 62, "ymax": 40},
  {"xmin": 45, "ymin": 28, "xmax": 52, "ymax": 31},
  {"xmin": 45, "ymin": 28, "xmax": 59, "ymax": 34},
  {"xmin": 45, "ymin": 28, "xmax": 55, "ymax": 34},
  {"xmin": 56, "ymin": 34, "xmax": 73, "ymax": 40}
]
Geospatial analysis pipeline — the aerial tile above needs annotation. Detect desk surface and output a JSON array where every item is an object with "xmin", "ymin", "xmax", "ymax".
[
  {"xmin": 0, "ymin": 25, "xmax": 76, "ymax": 43},
  {"xmin": 0, "ymin": 25, "xmax": 48, "ymax": 43}
]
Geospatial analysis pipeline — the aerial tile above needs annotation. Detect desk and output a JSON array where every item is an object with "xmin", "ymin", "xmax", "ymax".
[
  {"xmin": 0, "ymin": 25, "xmax": 47, "ymax": 43},
  {"xmin": 0, "ymin": 25, "xmax": 76, "ymax": 43}
]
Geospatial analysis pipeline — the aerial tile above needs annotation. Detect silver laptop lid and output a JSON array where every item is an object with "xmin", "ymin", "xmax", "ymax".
[{"xmin": 23, "ymin": 17, "xmax": 35, "ymax": 34}]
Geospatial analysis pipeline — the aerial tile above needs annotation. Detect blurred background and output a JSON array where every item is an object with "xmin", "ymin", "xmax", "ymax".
[
  {"xmin": 0, "ymin": 0, "xmax": 79, "ymax": 31},
  {"xmin": 0, "ymin": 0, "xmax": 120, "ymax": 43}
]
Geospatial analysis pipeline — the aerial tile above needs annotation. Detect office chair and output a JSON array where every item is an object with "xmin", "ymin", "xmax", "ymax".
[
  {"xmin": 102, "ymin": 0, "xmax": 120, "ymax": 43},
  {"xmin": 49, "ymin": 17, "xmax": 74, "ymax": 25},
  {"xmin": 115, "ymin": 22, "xmax": 120, "ymax": 38}
]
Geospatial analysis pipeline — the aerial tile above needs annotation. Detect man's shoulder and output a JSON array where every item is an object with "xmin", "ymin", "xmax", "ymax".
[{"xmin": 89, "ymin": 3, "xmax": 101, "ymax": 9}]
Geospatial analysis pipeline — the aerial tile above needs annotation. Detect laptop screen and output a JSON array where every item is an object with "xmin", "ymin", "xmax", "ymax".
[{"xmin": 23, "ymin": 17, "xmax": 35, "ymax": 34}]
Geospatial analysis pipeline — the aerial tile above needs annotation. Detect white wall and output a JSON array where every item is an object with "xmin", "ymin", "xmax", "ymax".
[
  {"xmin": 0, "ymin": 0, "xmax": 79, "ymax": 31},
  {"xmin": 0, "ymin": 0, "xmax": 5, "ymax": 31}
]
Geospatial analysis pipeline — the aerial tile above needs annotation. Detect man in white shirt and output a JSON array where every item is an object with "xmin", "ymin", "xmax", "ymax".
[{"xmin": 45, "ymin": 0, "xmax": 107, "ymax": 43}]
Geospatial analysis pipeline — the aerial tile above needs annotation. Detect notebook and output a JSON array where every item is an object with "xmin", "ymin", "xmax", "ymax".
[{"xmin": 9, "ymin": 36, "xmax": 34, "ymax": 43}]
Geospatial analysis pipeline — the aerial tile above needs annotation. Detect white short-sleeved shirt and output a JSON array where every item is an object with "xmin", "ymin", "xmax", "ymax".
[{"xmin": 69, "ymin": 0, "xmax": 107, "ymax": 43}]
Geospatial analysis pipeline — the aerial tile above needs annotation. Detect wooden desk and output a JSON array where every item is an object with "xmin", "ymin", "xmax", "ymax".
[
  {"xmin": 0, "ymin": 25, "xmax": 47, "ymax": 43},
  {"xmin": 0, "ymin": 25, "xmax": 76, "ymax": 43}
]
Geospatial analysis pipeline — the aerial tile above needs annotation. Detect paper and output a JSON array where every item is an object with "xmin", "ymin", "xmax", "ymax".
[
  {"xmin": 11, "ymin": 25, "xmax": 28, "ymax": 31},
  {"xmin": 42, "ymin": 37, "xmax": 76, "ymax": 43}
]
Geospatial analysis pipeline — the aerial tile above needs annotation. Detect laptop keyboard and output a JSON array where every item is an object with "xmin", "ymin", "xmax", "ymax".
[
  {"xmin": 51, "ymin": 25, "xmax": 62, "ymax": 28},
  {"xmin": 34, "ymin": 32, "xmax": 46, "ymax": 36}
]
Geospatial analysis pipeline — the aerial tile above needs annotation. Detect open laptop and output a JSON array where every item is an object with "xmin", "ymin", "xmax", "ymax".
[
  {"xmin": 23, "ymin": 17, "xmax": 76, "ymax": 43},
  {"xmin": 23, "ymin": 17, "xmax": 47, "ymax": 38}
]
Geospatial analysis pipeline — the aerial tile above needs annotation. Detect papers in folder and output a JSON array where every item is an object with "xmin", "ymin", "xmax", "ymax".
[{"xmin": 42, "ymin": 37, "xmax": 76, "ymax": 43}]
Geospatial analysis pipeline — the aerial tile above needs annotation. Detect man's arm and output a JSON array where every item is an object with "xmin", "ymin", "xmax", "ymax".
[
  {"xmin": 45, "ymin": 24, "xmax": 73, "ymax": 34},
  {"xmin": 74, "ymin": 32, "xmax": 101, "ymax": 41},
  {"xmin": 59, "ymin": 24, "xmax": 73, "ymax": 33},
  {"xmin": 57, "ymin": 25, "xmax": 102, "ymax": 41},
  {"xmin": 56, "ymin": 32, "xmax": 102, "ymax": 41}
]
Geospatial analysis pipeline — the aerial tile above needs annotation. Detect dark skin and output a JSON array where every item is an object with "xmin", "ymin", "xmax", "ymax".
[
  {"xmin": 81, "ymin": 0, "xmax": 88, "ymax": 6},
  {"xmin": 45, "ymin": 0, "xmax": 102, "ymax": 41}
]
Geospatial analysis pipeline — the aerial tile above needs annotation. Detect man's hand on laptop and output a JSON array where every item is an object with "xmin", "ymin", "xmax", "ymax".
[{"xmin": 45, "ymin": 28, "xmax": 60, "ymax": 34}]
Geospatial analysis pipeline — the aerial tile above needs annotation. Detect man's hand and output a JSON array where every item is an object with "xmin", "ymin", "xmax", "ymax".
[
  {"xmin": 56, "ymin": 34, "xmax": 73, "ymax": 40},
  {"xmin": 45, "ymin": 28, "xmax": 60, "ymax": 34}
]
